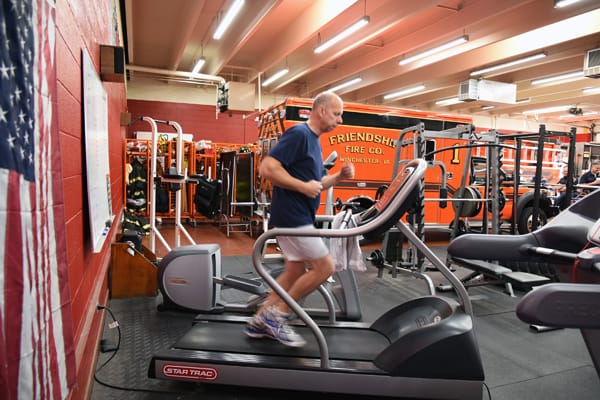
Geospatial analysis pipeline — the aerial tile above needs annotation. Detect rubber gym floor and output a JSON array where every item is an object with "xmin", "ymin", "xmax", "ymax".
[{"xmin": 92, "ymin": 224, "xmax": 600, "ymax": 400}]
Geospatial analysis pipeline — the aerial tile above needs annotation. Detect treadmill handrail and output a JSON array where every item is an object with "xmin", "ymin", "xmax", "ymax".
[{"xmin": 251, "ymin": 159, "xmax": 472, "ymax": 368}]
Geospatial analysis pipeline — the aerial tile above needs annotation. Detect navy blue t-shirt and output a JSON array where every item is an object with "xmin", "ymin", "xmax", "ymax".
[
  {"xmin": 268, "ymin": 123, "xmax": 324, "ymax": 228},
  {"xmin": 579, "ymin": 170, "xmax": 598, "ymax": 184}
]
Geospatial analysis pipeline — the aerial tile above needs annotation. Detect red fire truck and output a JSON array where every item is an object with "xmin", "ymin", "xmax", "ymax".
[{"xmin": 256, "ymin": 98, "xmax": 566, "ymax": 234}]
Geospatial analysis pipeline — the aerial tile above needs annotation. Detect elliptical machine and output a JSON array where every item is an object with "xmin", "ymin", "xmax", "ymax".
[{"xmin": 156, "ymin": 243, "xmax": 268, "ymax": 313}]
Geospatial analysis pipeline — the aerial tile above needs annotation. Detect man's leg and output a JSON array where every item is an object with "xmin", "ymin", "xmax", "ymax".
[
  {"xmin": 255, "ymin": 256, "xmax": 332, "ymax": 347},
  {"xmin": 244, "ymin": 234, "xmax": 329, "ymax": 347},
  {"xmin": 279, "ymin": 254, "xmax": 335, "ymax": 314},
  {"xmin": 256, "ymin": 260, "xmax": 306, "ymax": 315},
  {"xmin": 247, "ymin": 259, "xmax": 311, "ymax": 347}
]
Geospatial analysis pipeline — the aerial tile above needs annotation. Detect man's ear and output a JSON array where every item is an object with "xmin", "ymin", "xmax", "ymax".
[{"xmin": 316, "ymin": 105, "xmax": 324, "ymax": 117}]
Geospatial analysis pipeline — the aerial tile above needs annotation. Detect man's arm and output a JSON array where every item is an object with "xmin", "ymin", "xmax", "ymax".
[
  {"xmin": 259, "ymin": 155, "xmax": 322, "ymax": 198},
  {"xmin": 322, "ymin": 162, "xmax": 355, "ymax": 190},
  {"xmin": 579, "ymin": 172, "xmax": 600, "ymax": 185}
]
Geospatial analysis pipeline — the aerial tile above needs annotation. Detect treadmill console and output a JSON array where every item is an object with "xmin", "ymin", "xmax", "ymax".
[{"xmin": 358, "ymin": 162, "xmax": 421, "ymax": 240}]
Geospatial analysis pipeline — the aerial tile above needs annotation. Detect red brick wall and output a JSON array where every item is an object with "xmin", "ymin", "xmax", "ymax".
[
  {"xmin": 56, "ymin": 0, "xmax": 126, "ymax": 398},
  {"xmin": 53, "ymin": 3, "xmax": 267, "ymax": 397},
  {"xmin": 127, "ymin": 99, "xmax": 259, "ymax": 145}
]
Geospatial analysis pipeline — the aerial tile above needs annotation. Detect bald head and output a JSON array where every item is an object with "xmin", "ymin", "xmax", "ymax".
[
  {"xmin": 308, "ymin": 91, "xmax": 343, "ymax": 135},
  {"xmin": 313, "ymin": 91, "xmax": 342, "ymax": 109}
]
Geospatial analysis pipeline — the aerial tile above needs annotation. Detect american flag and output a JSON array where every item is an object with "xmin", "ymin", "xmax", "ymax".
[{"xmin": 0, "ymin": 1, "xmax": 75, "ymax": 399}]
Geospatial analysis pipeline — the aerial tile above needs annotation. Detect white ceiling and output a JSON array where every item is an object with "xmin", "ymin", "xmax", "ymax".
[{"xmin": 123, "ymin": 0, "xmax": 600, "ymax": 128}]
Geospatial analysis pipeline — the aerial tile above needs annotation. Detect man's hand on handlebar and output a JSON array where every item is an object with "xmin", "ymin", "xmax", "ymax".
[{"xmin": 339, "ymin": 162, "xmax": 355, "ymax": 180}]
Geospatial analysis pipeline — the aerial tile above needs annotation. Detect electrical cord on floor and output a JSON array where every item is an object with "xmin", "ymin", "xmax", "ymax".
[
  {"xmin": 95, "ymin": 305, "xmax": 120, "ymax": 370},
  {"xmin": 483, "ymin": 381, "xmax": 492, "ymax": 399},
  {"xmin": 93, "ymin": 304, "xmax": 196, "ymax": 395}
]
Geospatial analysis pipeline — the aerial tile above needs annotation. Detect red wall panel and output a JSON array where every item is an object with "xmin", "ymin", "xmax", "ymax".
[
  {"xmin": 59, "ymin": 134, "xmax": 83, "ymax": 182},
  {"xmin": 107, "ymin": 85, "xmax": 127, "ymax": 214},
  {"xmin": 127, "ymin": 99, "xmax": 259, "ymax": 144},
  {"xmin": 62, "ymin": 176, "xmax": 83, "ymax": 223},
  {"xmin": 57, "ymin": 83, "xmax": 83, "ymax": 139}
]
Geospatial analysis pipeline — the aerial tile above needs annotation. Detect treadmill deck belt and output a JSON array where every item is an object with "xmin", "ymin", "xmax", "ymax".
[{"xmin": 174, "ymin": 320, "xmax": 389, "ymax": 361}]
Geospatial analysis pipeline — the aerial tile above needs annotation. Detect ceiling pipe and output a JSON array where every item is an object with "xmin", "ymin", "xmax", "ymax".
[{"xmin": 126, "ymin": 64, "xmax": 225, "ymax": 84}]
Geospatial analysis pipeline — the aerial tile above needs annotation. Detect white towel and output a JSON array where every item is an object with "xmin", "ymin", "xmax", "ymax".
[{"xmin": 330, "ymin": 211, "xmax": 367, "ymax": 272}]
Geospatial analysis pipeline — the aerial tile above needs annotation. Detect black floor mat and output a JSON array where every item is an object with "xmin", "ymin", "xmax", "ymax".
[{"xmin": 92, "ymin": 253, "xmax": 600, "ymax": 400}]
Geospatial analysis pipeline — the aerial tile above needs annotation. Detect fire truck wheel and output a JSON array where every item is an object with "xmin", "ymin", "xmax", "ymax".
[{"xmin": 517, "ymin": 206, "xmax": 548, "ymax": 234}]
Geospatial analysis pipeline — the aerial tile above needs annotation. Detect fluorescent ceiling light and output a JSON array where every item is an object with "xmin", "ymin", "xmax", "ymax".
[
  {"xmin": 522, "ymin": 105, "xmax": 569, "ymax": 114},
  {"xmin": 262, "ymin": 68, "xmax": 289, "ymax": 87},
  {"xmin": 213, "ymin": 0, "xmax": 244, "ymax": 40},
  {"xmin": 480, "ymin": 105, "xmax": 495, "ymax": 110},
  {"xmin": 470, "ymin": 53, "xmax": 546, "ymax": 76},
  {"xmin": 399, "ymin": 36, "xmax": 468, "ymax": 66},
  {"xmin": 531, "ymin": 71, "xmax": 584, "ymax": 85},
  {"xmin": 314, "ymin": 16, "xmax": 370, "ymax": 54},
  {"xmin": 329, "ymin": 77, "xmax": 362, "ymax": 92},
  {"xmin": 583, "ymin": 87, "xmax": 600, "ymax": 94},
  {"xmin": 190, "ymin": 57, "xmax": 206, "ymax": 76},
  {"xmin": 435, "ymin": 97, "xmax": 461, "ymax": 106},
  {"xmin": 554, "ymin": 0, "xmax": 583, "ymax": 8},
  {"xmin": 383, "ymin": 84, "xmax": 426, "ymax": 100}
]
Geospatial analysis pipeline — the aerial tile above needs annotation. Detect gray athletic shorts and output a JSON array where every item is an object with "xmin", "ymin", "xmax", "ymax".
[{"xmin": 276, "ymin": 225, "xmax": 329, "ymax": 262}]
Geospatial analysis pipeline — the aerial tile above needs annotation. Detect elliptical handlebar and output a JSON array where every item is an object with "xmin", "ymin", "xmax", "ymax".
[
  {"xmin": 520, "ymin": 244, "xmax": 600, "ymax": 274},
  {"xmin": 323, "ymin": 150, "xmax": 338, "ymax": 171}
]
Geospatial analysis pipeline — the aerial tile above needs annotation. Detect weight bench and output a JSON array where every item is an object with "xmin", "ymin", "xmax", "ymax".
[{"xmin": 448, "ymin": 257, "xmax": 550, "ymax": 297}]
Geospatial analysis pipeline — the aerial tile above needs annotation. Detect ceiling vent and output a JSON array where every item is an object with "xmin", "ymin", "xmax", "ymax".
[
  {"xmin": 459, "ymin": 80, "xmax": 479, "ymax": 102},
  {"xmin": 458, "ymin": 79, "xmax": 516, "ymax": 104},
  {"xmin": 584, "ymin": 48, "xmax": 600, "ymax": 78}
]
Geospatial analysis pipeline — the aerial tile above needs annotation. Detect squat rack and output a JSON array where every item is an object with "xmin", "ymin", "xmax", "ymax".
[{"xmin": 138, "ymin": 116, "xmax": 197, "ymax": 254}]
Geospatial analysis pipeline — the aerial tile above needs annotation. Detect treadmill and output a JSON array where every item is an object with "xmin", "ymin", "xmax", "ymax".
[{"xmin": 148, "ymin": 159, "xmax": 485, "ymax": 399}]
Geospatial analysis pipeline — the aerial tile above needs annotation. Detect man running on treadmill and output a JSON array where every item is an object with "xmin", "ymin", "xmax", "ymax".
[{"xmin": 244, "ymin": 91, "xmax": 355, "ymax": 347}]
